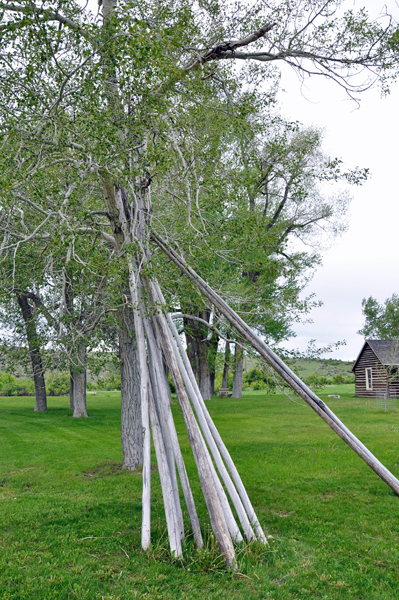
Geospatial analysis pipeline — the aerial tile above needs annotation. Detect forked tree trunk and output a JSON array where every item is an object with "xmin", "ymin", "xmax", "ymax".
[
  {"xmin": 16, "ymin": 293, "xmax": 47, "ymax": 412},
  {"xmin": 70, "ymin": 347, "xmax": 88, "ymax": 418},
  {"xmin": 232, "ymin": 342, "xmax": 243, "ymax": 398},
  {"xmin": 118, "ymin": 302, "xmax": 143, "ymax": 470},
  {"xmin": 222, "ymin": 340, "xmax": 230, "ymax": 388}
]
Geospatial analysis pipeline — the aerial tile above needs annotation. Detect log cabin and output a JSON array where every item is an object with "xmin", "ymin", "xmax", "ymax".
[{"xmin": 352, "ymin": 340, "xmax": 399, "ymax": 398}]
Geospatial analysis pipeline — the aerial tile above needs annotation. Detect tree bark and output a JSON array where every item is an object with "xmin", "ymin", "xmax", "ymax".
[
  {"xmin": 222, "ymin": 340, "xmax": 230, "ymax": 388},
  {"xmin": 69, "ymin": 375, "xmax": 74, "ymax": 410},
  {"xmin": 208, "ymin": 334, "xmax": 219, "ymax": 397},
  {"xmin": 70, "ymin": 346, "xmax": 88, "ymax": 418},
  {"xmin": 183, "ymin": 309, "xmax": 212, "ymax": 400},
  {"xmin": 118, "ymin": 301, "xmax": 143, "ymax": 470},
  {"xmin": 232, "ymin": 341, "xmax": 243, "ymax": 398},
  {"xmin": 198, "ymin": 333, "xmax": 211, "ymax": 400},
  {"xmin": 16, "ymin": 293, "xmax": 47, "ymax": 412}
]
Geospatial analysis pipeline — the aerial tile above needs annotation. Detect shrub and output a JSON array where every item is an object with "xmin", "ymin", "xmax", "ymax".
[
  {"xmin": 306, "ymin": 372, "xmax": 331, "ymax": 390},
  {"xmin": 244, "ymin": 367, "xmax": 275, "ymax": 391},
  {"xmin": 252, "ymin": 380, "xmax": 267, "ymax": 390},
  {"xmin": 0, "ymin": 372, "xmax": 35, "ymax": 396},
  {"xmin": 97, "ymin": 374, "xmax": 121, "ymax": 391},
  {"xmin": 46, "ymin": 372, "xmax": 70, "ymax": 396}
]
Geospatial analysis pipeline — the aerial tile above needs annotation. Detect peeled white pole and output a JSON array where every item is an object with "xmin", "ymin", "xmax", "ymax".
[{"xmin": 154, "ymin": 281, "xmax": 265, "ymax": 543}]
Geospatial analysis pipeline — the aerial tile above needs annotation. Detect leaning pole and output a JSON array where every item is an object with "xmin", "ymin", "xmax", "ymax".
[{"xmin": 152, "ymin": 232, "xmax": 399, "ymax": 497}]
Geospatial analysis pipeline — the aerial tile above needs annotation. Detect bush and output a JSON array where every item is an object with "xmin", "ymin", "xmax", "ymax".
[
  {"xmin": 46, "ymin": 372, "xmax": 70, "ymax": 396},
  {"xmin": 306, "ymin": 372, "xmax": 331, "ymax": 390},
  {"xmin": 252, "ymin": 380, "xmax": 267, "ymax": 390},
  {"xmin": 244, "ymin": 367, "xmax": 275, "ymax": 391},
  {"xmin": 97, "ymin": 374, "xmax": 121, "ymax": 391},
  {"xmin": 0, "ymin": 372, "xmax": 35, "ymax": 396},
  {"xmin": 86, "ymin": 381, "xmax": 96, "ymax": 391}
]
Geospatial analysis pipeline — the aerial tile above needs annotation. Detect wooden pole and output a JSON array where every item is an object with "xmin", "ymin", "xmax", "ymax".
[
  {"xmin": 144, "ymin": 316, "xmax": 184, "ymax": 540},
  {"xmin": 150, "ymin": 295, "xmax": 237, "ymax": 569},
  {"xmin": 149, "ymin": 283, "xmax": 245, "ymax": 543},
  {"xmin": 153, "ymin": 281, "xmax": 265, "ymax": 543},
  {"xmin": 144, "ymin": 313, "xmax": 203, "ymax": 547},
  {"xmin": 152, "ymin": 234, "xmax": 399, "ymax": 497},
  {"xmin": 148, "ymin": 384, "xmax": 183, "ymax": 557},
  {"xmin": 127, "ymin": 269, "xmax": 151, "ymax": 549}
]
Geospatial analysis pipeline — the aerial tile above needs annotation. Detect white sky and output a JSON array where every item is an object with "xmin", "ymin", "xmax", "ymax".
[{"xmin": 275, "ymin": 0, "xmax": 399, "ymax": 361}]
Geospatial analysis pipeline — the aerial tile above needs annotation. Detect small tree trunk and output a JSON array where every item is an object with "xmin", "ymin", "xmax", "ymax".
[
  {"xmin": 16, "ymin": 293, "xmax": 47, "ymax": 412},
  {"xmin": 208, "ymin": 334, "xmax": 219, "ymax": 397},
  {"xmin": 69, "ymin": 375, "xmax": 74, "ymax": 410},
  {"xmin": 198, "ymin": 338, "xmax": 211, "ymax": 400},
  {"xmin": 184, "ymin": 316, "xmax": 199, "ymax": 381},
  {"xmin": 221, "ymin": 340, "xmax": 230, "ymax": 388},
  {"xmin": 118, "ymin": 302, "xmax": 143, "ymax": 470},
  {"xmin": 232, "ymin": 342, "xmax": 243, "ymax": 398},
  {"xmin": 70, "ymin": 346, "xmax": 88, "ymax": 418}
]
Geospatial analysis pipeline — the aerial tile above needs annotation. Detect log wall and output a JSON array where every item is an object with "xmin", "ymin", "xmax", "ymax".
[{"xmin": 354, "ymin": 344, "xmax": 399, "ymax": 398}]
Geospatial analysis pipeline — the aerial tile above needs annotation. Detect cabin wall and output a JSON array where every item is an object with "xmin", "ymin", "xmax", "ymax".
[{"xmin": 354, "ymin": 346, "xmax": 387, "ymax": 398}]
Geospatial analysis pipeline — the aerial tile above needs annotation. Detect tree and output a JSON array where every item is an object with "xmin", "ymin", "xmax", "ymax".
[
  {"xmin": 358, "ymin": 294, "xmax": 399, "ymax": 339},
  {"xmin": 1, "ymin": 0, "xmax": 399, "ymax": 568}
]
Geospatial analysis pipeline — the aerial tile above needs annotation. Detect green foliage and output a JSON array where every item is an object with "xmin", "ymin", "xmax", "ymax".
[
  {"xmin": 96, "ymin": 374, "xmax": 121, "ymax": 391},
  {"xmin": 306, "ymin": 371, "xmax": 355, "ymax": 389},
  {"xmin": 46, "ymin": 372, "xmax": 70, "ymax": 396},
  {"xmin": 0, "ymin": 372, "xmax": 35, "ymax": 396},
  {"xmin": 306, "ymin": 372, "xmax": 331, "ymax": 390},
  {"xmin": 359, "ymin": 294, "xmax": 399, "ymax": 339},
  {"xmin": 244, "ymin": 367, "xmax": 276, "ymax": 391}
]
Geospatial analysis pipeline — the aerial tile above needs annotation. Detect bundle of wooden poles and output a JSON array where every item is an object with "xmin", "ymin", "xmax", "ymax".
[
  {"xmin": 130, "ymin": 273, "xmax": 267, "ymax": 568},
  {"xmin": 114, "ymin": 189, "xmax": 399, "ymax": 570},
  {"xmin": 113, "ymin": 190, "xmax": 266, "ymax": 569}
]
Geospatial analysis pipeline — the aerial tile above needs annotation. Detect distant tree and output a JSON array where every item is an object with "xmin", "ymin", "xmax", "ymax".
[{"xmin": 358, "ymin": 295, "xmax": 399, "ymax": 339}]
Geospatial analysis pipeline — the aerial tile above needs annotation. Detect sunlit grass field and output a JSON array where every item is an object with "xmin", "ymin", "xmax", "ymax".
[{"xmin": 1, "ymin": 385, "xmax": 399, "ymax": 599}]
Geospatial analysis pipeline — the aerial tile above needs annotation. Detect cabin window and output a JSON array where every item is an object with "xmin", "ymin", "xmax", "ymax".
[{"xmin": 365, "ymin": 367, "xmax": 373, "ymax": 390}]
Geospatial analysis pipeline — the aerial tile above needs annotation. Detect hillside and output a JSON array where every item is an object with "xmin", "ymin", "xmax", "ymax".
[{"xmin": 292, "ymin": 357, "xmax": 354, "ymax": 380}]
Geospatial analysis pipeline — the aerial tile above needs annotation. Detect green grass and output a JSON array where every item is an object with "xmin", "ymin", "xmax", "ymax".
[{"xmin": 1, "ymin": 386, "xmax": 399, "ymax": 599}]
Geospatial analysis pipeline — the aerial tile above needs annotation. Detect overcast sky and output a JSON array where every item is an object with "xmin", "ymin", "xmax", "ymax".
[{"xmin": 274, "ymin": 0, "xmax": 399, "ymax": 361}]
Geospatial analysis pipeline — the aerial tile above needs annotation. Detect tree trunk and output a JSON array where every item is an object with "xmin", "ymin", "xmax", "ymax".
[
  {"xmin": 118, "ymin": 301, "xmax": 143, "ymax": 470},
  {"xmin": 198, "ymin": 338, "xmax": 211, "ymax": 400},
  {"xmin": 183, "ymin": 316, "xmax": 199, "ymax": 380},
  {"xmin": 70, "ymin": 346, "xmax": 88, "ymax": 418},
  {"xmin": 222, "ymin": 340, "xmax": 230, "ymax": 388},
  {"xmin": 208, "ymin": 334, "xmax": 219, "ymax": 397},
  {"xmin": 232, "ymin": 342, "xmax": 243, "ymax": 398},
  {"xmin": 69, "ymin": 375, "xmax": 74, "ymax": 410},
  {"xmin": 16, "ymin": 293, "xmax": 47, "ymax": 412},
  {"xmin": 183, "ymin": 309, "xmax": 212, "ymax": 400}
]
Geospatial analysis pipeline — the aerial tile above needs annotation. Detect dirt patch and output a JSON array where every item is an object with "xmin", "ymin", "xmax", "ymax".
[
  {"xmin": 82, "ymin": 461, "xmax": 124, "ymax": 478},
  {"xmin": 271, "ymin": 509, "xmax": 295, "ymax": 518}
]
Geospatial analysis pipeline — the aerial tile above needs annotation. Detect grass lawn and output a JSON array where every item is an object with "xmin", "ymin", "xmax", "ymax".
[{"xmin": 1, "ymin": 385, "xmax": 399, "ymax": 599}]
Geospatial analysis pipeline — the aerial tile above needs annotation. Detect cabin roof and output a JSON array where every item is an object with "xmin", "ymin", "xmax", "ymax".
[{"xmin": 352, "ymin": 339, "xmax": 399, "ymax": 371}]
